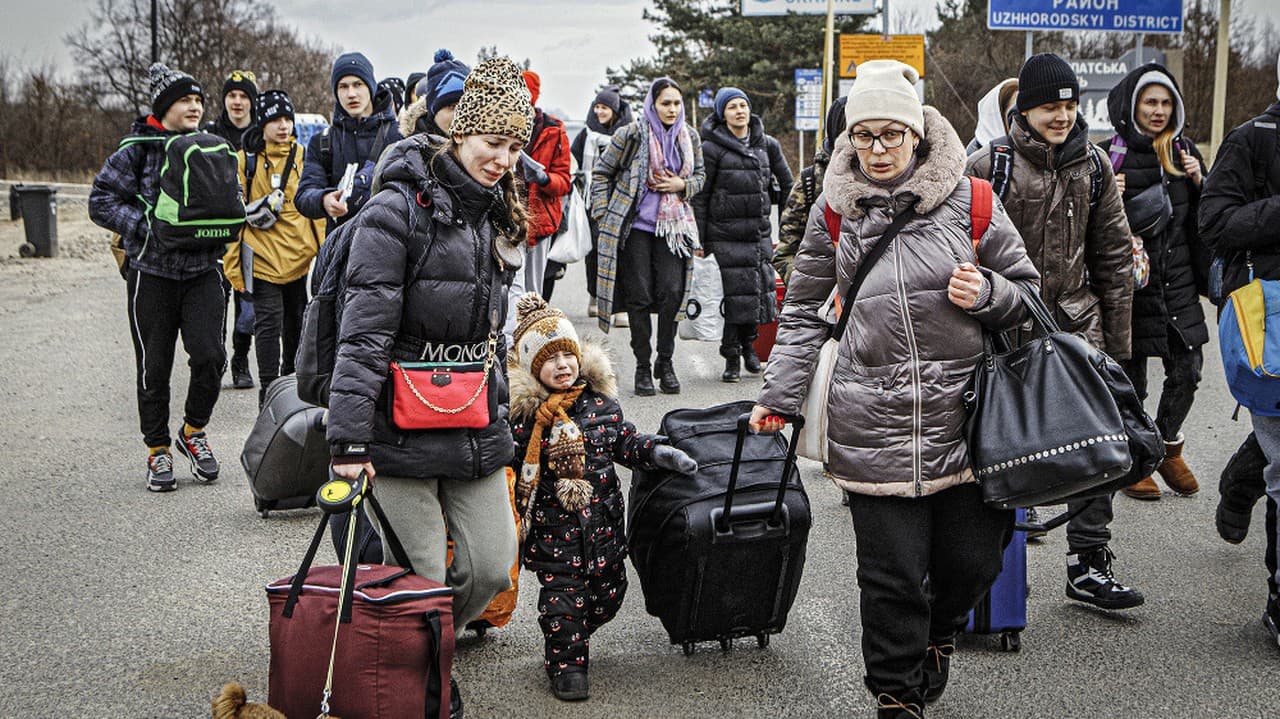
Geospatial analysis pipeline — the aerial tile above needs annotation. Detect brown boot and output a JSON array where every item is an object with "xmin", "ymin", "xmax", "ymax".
[
  {"xmin": 1156, "ymin": 434, "xmax": 1200, "ymax": 496},
  {"xmin": 1122, "ymin": 475, "xmax": 1162, "ymax": 500}
]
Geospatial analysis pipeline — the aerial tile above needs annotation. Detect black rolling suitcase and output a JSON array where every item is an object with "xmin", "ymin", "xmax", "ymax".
[
  {"xmin": 239, "ymin": 375, "xmax": 329, "ymax": 517},
  {"xmin": 628, "ymin": 400, "xmax": 810, "ymax": 655}
]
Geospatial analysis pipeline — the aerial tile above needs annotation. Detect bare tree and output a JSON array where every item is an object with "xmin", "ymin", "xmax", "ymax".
[{"xmin": 66, "ymin": 0, "xmax": 337, "ymax": 116}]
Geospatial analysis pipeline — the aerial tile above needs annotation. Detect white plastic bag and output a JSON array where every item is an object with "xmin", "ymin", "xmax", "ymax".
[
  {"xmin": 678, "ymin": 254, "xmax": 725, "ymax": 342},
  {"xmin": 547, "ymin": 189, "xmax": 592, "ymax": 265}
]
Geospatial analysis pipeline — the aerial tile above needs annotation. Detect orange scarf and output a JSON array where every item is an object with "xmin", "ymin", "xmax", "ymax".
[{"xmin": 516, "ymin": 385, "xmax": 588, "ymax": 536}]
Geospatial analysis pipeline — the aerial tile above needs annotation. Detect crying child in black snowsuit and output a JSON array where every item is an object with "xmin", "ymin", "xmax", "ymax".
[{"xmin": 508, "ymin": 293, "xmax": 696, "ymax": 702}]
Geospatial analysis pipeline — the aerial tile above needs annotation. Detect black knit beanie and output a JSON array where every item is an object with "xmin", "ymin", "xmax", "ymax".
[
  {"xmin": 222, "ymin": 69, "xmax": 258, "ymax": 102},
  {"xmin": 1016, "ymin": 53, "xmax": 1078, "ymax": 112},
  {"xmin": 150, "ymin": 62, "xmax": 204, "ymax": 118},
  {"xmin": 256, "ymin": 89, "xmax": 295, "ymax": 125}
]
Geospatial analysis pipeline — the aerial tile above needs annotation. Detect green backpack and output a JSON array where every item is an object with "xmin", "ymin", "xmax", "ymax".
[{"xmin": 120, "ymin": 131, "xmax": 245, "ymax": 255}]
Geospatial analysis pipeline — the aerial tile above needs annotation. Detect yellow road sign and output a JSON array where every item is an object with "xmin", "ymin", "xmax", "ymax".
[{"xmin": 839, "ymin": 34, "xmax": 926, "ymax": 79}]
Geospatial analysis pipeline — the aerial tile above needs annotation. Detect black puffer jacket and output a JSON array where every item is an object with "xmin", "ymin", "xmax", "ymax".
[
  {"xmin": 1200, "ymin": 101, "xmax": 1280, "ymax": 297},
  {"xmin": 202, "ymin": 112, "xmax": 251, "ymax": 151},
  {"xmin": 693, "ymin": 114, "xmax": 794, "ymax": 325},
  {"xmin": 326, "ymin": 134, "xmax": 517, "ymax": 479},
  {"xmin": 296, "ymin": 87, "xmax": 404, "ymax": 232},
  {"xmin": 1100, "ymin": 63, "xmax": 1208, "ymax": 356}
]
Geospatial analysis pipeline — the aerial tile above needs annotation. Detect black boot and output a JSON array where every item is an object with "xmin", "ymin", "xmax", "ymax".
[
  {"xmin": 230, "ymin": 354, "xmax": 253, "ymax": 389},
  {"xmin": 1218, "ymin": 432, "xmax": 1268, "ymax": 544},
  {"xmin": 550, "ymin": 671, "xmax": 590, "ymax": 701},
  {"xmin": 722, "ymin": 355, "xmax": 741, "ymax": 383},
  {"xmin": 741, "ymin": 342, "xmax": 762, "ymax": 374},
  {"xmin": 876, "ymin": 689, "xmax": 924, "ymax": 718},
  {"xmin": 635, "ymin": 364, "xmax": 655, "ymax": 396},
  {"xmin": 921, "ymin": 637, "xmax": 955, "ymax": 703},
  {"xmin": 654, "ymin": 357, "xmax": 680, "ymax": 394}
]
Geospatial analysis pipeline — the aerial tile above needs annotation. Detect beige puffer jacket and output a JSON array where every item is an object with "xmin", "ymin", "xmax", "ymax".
[
  {"xmin": 759, "ymin": 107, "xmax": 1040, "ymax": 498},
  {"xmin": 964, "ymin": 118, "xmax": 1133, "ymax": 359}
]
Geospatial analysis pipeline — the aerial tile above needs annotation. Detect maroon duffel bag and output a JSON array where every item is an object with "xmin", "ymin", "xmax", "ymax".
[{"xmin": 266, "ymin": 481, "xmax": 454, "ymax": 718}]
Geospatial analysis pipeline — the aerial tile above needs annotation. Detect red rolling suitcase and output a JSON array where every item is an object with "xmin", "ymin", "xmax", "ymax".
[
  {"xmin": 267, "ymin": 480, "xmax": 454, "ymax": 718},
  {"xmin": 752, "ymin": 277, "xmax": 787, "ymax": 362}
]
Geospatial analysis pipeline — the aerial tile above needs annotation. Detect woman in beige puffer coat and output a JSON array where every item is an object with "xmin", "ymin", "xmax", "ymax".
[{"xmin": 750, "ymin": 61, "xmax": 1039, "ymax": 719}]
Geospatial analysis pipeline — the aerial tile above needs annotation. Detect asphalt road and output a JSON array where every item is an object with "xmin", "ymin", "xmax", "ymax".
[{"xmin": 0, "ymin": 222, "xmax": 1277, "ymax": 718}]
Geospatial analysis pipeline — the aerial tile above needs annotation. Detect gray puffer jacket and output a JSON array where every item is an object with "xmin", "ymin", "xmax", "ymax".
[
  {"xmin": 759, "ymin": 107, "xmax": 1040, "ymax": 498},
  {"xmin": 326, "ymin": 134, "xmax": 519, "ymax": 480}
]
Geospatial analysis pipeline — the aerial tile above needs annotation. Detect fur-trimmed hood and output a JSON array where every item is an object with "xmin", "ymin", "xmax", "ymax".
[
  {"xmin": 823, "ymin": 105, "xmax": 967, "ymax": 219},
  {"xmin": 399, "ymin": 95, "xmax": 445, "ymax": 138},
  {"xmin": 509, "ymin": 338, "xmax": 618, "ymax": 422}
]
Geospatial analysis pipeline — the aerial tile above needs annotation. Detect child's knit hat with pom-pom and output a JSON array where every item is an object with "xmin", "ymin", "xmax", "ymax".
[{"xmin": 512, "ymin": 292, "xmax": 580, "ymax": 380}]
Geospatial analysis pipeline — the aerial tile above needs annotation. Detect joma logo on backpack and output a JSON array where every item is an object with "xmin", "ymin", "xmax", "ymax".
[{"xmin": 193, "ymin": 228, "xmax": 232, "ymax": 239}]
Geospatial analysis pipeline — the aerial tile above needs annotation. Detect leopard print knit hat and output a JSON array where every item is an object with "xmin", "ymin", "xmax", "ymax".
[{"xmin": 449, "ymin": 56, "xmax": 534, "ymax": 144}]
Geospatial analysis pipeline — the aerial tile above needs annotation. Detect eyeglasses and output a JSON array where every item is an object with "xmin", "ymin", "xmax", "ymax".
[{"xmin": 849, "ymin": 128, "xmax": 908, "ymax": 150}]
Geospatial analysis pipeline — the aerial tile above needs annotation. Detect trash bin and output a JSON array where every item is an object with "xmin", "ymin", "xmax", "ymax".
[{"xmin": 14, "ymin": 184, "xmax": 57, "ymax": 258}]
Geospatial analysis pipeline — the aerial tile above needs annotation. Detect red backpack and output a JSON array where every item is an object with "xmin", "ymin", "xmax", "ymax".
[{"xmin": 820, "ymin": 176, "xmax": 994, "ymax": 315}]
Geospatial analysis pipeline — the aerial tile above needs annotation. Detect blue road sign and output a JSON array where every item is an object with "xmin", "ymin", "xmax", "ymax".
[
  {"xmin": 988, "ymin": 0, "xmax": 1184, "ymax": 34},
  {"xmin": 795, "ymin": 69, "xmax": 823, "ymax": 132},
  {"xmin": 699, "ymin": 88, "xmax": 714, "ymax": 109}
]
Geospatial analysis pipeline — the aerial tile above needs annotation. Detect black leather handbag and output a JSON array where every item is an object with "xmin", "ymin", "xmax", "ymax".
[{"xmin": 965, "ymin": 286, "xmax": 1140, "ymax": 509}]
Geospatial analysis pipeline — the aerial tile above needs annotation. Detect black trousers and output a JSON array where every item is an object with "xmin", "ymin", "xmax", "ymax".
[
  {"xmin": 584, "ymin": 218, "xmax": 600, "ymax": 299},
  {"xmin": 720, "ymin": 322, "xmax": 758, "ymax": 358},
  {"xmin": 252, "ymin": 276, "xmax": 307, "ymax": 391},
  {"xmin": 126, "ymin": 267, "xmax": 226, "ymax": 447},
  {"xmin": 1118, "ymin": 343, "xmax": 1204, "ymax": 441},
  {"xmin": 848, "ymin": 483, "xmax": 1012, "ymax": 697},
  {"xmin": 616, "ymin": 229, "xmax": 684, "ymax": 363}
]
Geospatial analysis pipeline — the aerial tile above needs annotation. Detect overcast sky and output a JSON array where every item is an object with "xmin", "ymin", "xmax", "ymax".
[{"xmin": 4, "ymin": 0, "xmax": 1275, "ymax": 122}]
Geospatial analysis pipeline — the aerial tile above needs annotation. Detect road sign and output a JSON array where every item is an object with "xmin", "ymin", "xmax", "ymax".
[
  {"xmin": 698, "ymin": 88, "xmax": 714, "ymax": 109},
  {"xmin": 988, "ymin": 0, "xmax": 1184, "ymax": 34},
  {"xmin": 838, "ymin": 34, "xmax": 926, "ymax": 79},
  {"xmin": 742, "ymin": 0, "xmax": 875, "ymax": 16},
  {"xmin": 1069, "ymin": 47, "xmax": 1166, "ymax": 136},
  {"xmin": 795, "ymin": 69, "xmax": 823, "ymax": 131}
]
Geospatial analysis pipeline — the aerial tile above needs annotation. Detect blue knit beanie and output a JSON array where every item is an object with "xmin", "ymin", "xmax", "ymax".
[
  {"xmin": 424, "ymin": 48, "xmax": 470, "ymax": 116},
  {"xmin": 330, "ymin": 52, "xmax": 376, "ymax": 99},
  {"xmin": 714, "ymin": 87, "xmax": 749, "ymax": 119}
]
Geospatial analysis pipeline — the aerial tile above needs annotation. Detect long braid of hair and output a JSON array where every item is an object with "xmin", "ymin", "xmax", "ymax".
[{"xmin": 498, "ymin": 171, "xmax": 530, "ymax": 246}]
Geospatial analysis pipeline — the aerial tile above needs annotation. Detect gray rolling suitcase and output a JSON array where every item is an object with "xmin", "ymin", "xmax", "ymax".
[{"xmin": 240, "ymin": 375, "xmax": 329, "ymax": 517}]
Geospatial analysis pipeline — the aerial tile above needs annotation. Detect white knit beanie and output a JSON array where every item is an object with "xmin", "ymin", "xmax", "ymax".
[{"xmin": 844, "ymin": 60, "xmax": 924, "ymax": 138}]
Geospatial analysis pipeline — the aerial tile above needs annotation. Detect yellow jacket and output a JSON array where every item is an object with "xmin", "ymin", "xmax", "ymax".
[{"xmin": 223, "ymin": 138, "xmax": 324, "ymax": 291}]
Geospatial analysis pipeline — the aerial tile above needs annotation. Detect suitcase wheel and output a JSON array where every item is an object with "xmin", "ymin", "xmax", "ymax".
[
  {"xmin": 719, "ymin": 638, "xmax": 731, "ymax": 652},
  {"xmin": 466, "ymin": 620, "xmax": 490, "ymax": 637},
  {"xmin": 682, "ymin": 642, "xmax": 695, "ymax": 656},
  {"xmin": 259, "ymin": 509, "xmax": 270, "ymax": 519},
  {"xmin": 756, "ymin": 633, "xmax": 769, "ymax": 649},
  {"xmin": 1000, "ymin": 630, "xmax": 1021, "ymax": 652}
]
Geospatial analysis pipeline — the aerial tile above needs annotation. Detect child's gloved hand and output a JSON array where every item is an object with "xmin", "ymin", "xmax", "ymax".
[{"xmin": 653, "ymin": 445, "xmax": 697, "ymax": 474}]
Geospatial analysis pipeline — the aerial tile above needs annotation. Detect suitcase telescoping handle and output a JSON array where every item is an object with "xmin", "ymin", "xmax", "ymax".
[{"xmin": 720, "ymin": 412, "xmax": 805, "ymax": 534}]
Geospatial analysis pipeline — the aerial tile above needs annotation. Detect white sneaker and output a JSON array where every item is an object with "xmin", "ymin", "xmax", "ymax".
[
  {"xmin": 587, "ymin": 300, "xmax": 599, "ymax": 318},
  {"xmin": 613, "ymin": 313, "xmax": 629, "ymax": 328}
]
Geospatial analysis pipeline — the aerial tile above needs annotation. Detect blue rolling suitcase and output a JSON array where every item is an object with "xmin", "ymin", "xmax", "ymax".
[{"xmin": 966, "ymin": 508, "xmax": 1028, "ymax": 651}]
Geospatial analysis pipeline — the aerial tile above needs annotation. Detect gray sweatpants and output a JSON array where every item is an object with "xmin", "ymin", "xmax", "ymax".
[{"xmin": 368, "ymin": 466, "xmax": 517, "ymax": 627}]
